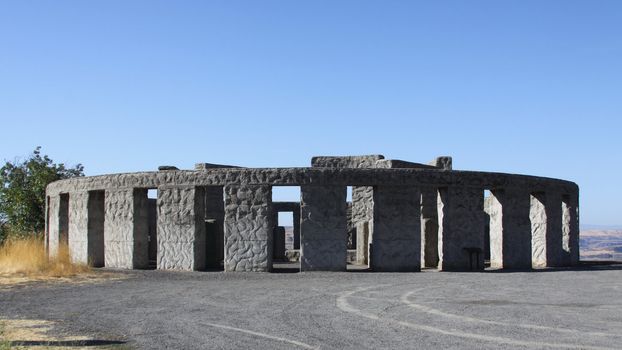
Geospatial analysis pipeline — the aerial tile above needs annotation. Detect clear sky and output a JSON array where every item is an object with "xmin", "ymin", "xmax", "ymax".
[{"xmin": 1, "ymin": 1, "xmax": 620, "ymax": 226}]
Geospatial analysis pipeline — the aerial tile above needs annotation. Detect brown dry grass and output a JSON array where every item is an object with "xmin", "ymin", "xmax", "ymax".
[{"xmin": 0, "ymin": 237, "xmax": 89, "ymax": 278}]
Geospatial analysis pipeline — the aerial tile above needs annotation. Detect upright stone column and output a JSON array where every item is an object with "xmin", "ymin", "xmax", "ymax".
[
  {"xmin": 531, "ymin": 192, "xmax": 564, "ymax": 268},
  {"xmin": 420, "ymin": 187, "xmax": 439, "ymax": 268},
  {"xmin": 371, "ymin": 186, "xmax": 421, "ymax": 271},
  {"xmin": 87, "ymin": 191, "xmax": 105, "ymax": 267},
  {"xmin": 273, "ymin": 226, "xmax": 286, "ymax": 260},
  {"xmin": 300, "ymin": 185, "xmax": 347, "ymax": 271},
  {"xmin": 47, "ymin": 195, "xmax": 61, "ymax": 256},
  {"xmin": 356, "ymin": 222, "xmax": 370, "ymax": 265},
  {"xmin": 562, "ymin": 192, "xmax": 580, "ymax": 266},
  {"xmin": 68, "ymin": 191, "xmax": 89, "ymax": 264},
  {"xmin": 223, "ymin": 185, "xmax": 273, "ymax": 272},
  {"xmin": 104, "ymin": 189, "xmax": 150, "ymax": 269},
  {"xmin": 437, "ymin": 186, "xmax": 486, "ymax": 271},
  {"xmin": 157, "ymin": 186, "xmax": 206, "ymax": 271},
  {"xmin": 489, "ymin": 188, "xmax": 532, "ymax": 269},
  {"xmin": 293, "ymin": 209, "xmax": 301, "ymax": 249}
]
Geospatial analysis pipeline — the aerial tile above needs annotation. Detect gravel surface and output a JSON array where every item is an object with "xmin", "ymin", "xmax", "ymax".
[{"xmin": 1, "ymin": 263, "xmax": 621, "ymax": 349}]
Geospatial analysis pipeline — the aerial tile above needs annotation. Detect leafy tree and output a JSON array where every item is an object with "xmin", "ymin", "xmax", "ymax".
[{"xmin": 0, "ymin": 147, "xmax": 84, "ymax": 241}]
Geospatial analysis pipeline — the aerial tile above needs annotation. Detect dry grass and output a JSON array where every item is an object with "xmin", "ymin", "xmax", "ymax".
[{"xmin": 0, "ymin": 237, "xmax": 90, "ymax": 278}]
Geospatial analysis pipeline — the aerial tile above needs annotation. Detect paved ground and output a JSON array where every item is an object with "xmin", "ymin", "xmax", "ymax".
[{"xmin": 1, "ymin": 262, "xmax": 621, "ymax": 349}]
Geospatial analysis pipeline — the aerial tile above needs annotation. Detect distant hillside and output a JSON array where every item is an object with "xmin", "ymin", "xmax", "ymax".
[{"xmin": 580, "ymin": 230, "xmax": 622, "ymax": 261}]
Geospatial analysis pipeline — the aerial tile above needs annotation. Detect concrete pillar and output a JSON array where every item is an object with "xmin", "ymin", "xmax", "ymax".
[
  {"xmin": 293, "ymin": 209, "xmax": 301, "ymax": 249},
  {"xmin": 223, "ymin": 185, "xmax": 273, "ymax": 272},
  {"xmin": 205, "ymin": 186, "xmax": 225, "ymax": 268},
  {"xmin": 489, "ymin": 189, "xmax": 532, "ymax": 269},
  {"xmin": 104, "ymin": 189, "xmax": 150, "ymax": 269},
  {"xmin": 437, "ymin": 186, "xmax": 486, "ymax": 271},
  {"xmin": 356, "ymin": 221, "xmax": 369, "ymax": 265},
  {"xmin": 371, "ymin": 186, "xmax": 421, "ymax": 271},
  {"xmin": 156, "ymin": 186, "xmax": 206, "ymax": 271},
  {"xmin": 531, "ymin": 192, "xmax": 564, "ymax": 268},
  {"xmin": 59, "ymin": 194, "xmax": 69, "ymax": 246},
  {"xmin": 47, "ymin": 195, "xmax": 60, "ymax": 256},
  {"xmin": 562, "ymin": 192, "xmax": 580, "ymax": 266},
  {"xmin": 68, "ymin": 191, "xmax": 89, "ymax": 264},
  {"xmin": 300, "ymin": 185, "xmax": 347, "ymax": 271},
  {"xmin": 420, "ymin": 187, "xmax": 439, "ymax": 268},
  {"xmin": 273, "ymin": 226, "xmax": 286, "ymax": 260}
]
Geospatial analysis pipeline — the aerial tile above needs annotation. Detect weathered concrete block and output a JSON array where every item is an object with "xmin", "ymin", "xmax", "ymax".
[
  {"xmin": 293, "ymin": 210, "xmax": 301, "ymax": 250},
  {"xmin": 371, "ymin": 186, "xmax": 421, "ymax": 271},
  {"xmin": 489, "ymin": 188, "xmax": 532, "ymax": 269},
  {"xmin": 356, "ymin": 221, "xmax": 369, "ymax": 265},
  {"xmin": 68, "ymin": 191, "xmax": 89, "ymax": 264},
  {"xmin": 223, "ymin": 185, "xmax": 273, "ymax": 272},
  {"xmin": 531, "ymin": 192, "xmax": 564, "ymax": 268},
  {"xmin": 157, "ymin": 186, "xmax": 206, "ymax": 271},
  {"xmin": 437, "ymin": 186, "xmax": 486, "ymax": 271},
  {"xmin": 562, "ymin": 193, "xmax": 580, "ymax": 266},
  {"xmin": 420, "ymin": 187, "xmax": 439, "ymax": 268},
  {"xmin": 87, "ymin": 191, "xmax": 105, "ymax": 267},
  {"xmin": 46, "ymin": 195, "xmax": 60, "ymax": 256},
  {"xmin": 104, "ymin": 189, "xmax": 149, "ymax": 269},
  {"xmin": 311, "ymin": 155, "xmax": 384, "ymax": 168},
  {"xmin": 300, "ymin": 185, "xmax": 347, "ymax": 271}
]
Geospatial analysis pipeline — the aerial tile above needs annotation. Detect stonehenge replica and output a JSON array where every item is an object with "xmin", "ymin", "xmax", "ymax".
[{"xmin": 44, "ymin": 155, "xmax": 580, "ymax": 272}]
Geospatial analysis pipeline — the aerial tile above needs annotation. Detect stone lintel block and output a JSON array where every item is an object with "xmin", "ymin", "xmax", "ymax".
[
  {"xmin": 437, "ymin": 186, "xmax": 486, "ymax": 271},
  {"xmin": 300, "ymin": 185, "xmax": 347, "ymax": 271},
  {"xmin": 223, "ymin": 185, "xmax": 273, "ymax": 272}
]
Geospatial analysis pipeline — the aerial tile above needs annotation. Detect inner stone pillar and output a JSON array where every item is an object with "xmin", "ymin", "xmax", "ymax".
[
  {"xmin": 562, "ymin": 192, "xmax": 580, "ymax": 266},
  {"xmin": 205, "ymin": 186, "xmax": 225, "ymax": 268},
  {"xmin": 223, "ymin": 185, "xmax": 273, "ymax": 272},
  {"xmin": 293, "ymin": 209, "xmax": 301, "ymax": 249},
  {"xmin": 420, "ymin": 187, "xmax": 439, "ymax": 268},
  {"xmin": 371, "ymin": 186, "xmax": 421, "ymax": 272},
  {"xmin": 273, "ymin": 226, "xmax": 286, "ymax": 260},
  {"xmin": 530, "ymin": 192, "xmax": 564, "ymax": 268},
  {"xmin": 300, "ymin": 185, "xmax": 347, "ymax": 271},
  {"xmin": 104, "ymin": 189, "xmax": 150, "ymax": 269},
  {"xmin": 68, "ymin": 191, "xmax": 89, "ymax": 264},
  {"xmin": 489, "ymin": 189, "xmax": 532, "ymax": 269},
  {"xmin": 356, "ymin": 221, "xmax": 369, "ymax": 265},
  {"xmin": 157, "ymin": 186, "xmax": 206, "ymax": 271},
  {"xmin": 437, "ymin": 186, "xmax": 486, "ymax": 271}
]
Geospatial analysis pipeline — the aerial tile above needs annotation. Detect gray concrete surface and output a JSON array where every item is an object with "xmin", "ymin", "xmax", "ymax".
[{"xmin": 1, "ymin": 263, "xmax": 621, "ymax": 349}]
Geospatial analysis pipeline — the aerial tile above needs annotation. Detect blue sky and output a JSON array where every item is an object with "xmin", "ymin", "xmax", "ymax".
[{"xmin": 0, "ymin": 1, "xmax": 620, "ymax": 226}]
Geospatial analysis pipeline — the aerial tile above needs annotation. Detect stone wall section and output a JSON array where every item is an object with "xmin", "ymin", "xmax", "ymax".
[
  {"xmin": 489, "ymin": 188, "xmax": 532, "ymax": 269},
  {"xmin": 68, "ymin": 191, "xmax": 89, "ymax": 264},
  {"xmin": 223, "ymin": 185, "xmax": 273, "ymax": 272},
  {"xmin": 300, "ymin": 185, "xmax": 347, "ymax": 271},
  {"xmin": 104, "ymin": 189, "xmax": 149, "ymax": 269},
  {"xmin": 371, "ymin": 186, "xmax": 421, "ymax": 271},
  {"xmin": 157, "ymin": 186, "xmax": 206, "ymax": 270},
  {"xmin": 47, "ymin": 195, "xmax": 60, "ymax": 256},
  {"xmin": 420, "ymin": 187, "xmax": 439, "ymax": 268},
  {"xmin": 437, "ymin": 186, "xmax": 486, "ymax": 271},
  {"xmin": 87, "ymin": 191, "xmax": 105, "ymax": 267}
]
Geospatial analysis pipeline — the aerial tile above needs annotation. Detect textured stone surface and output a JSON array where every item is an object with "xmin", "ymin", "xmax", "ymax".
[
  {"xmin": 562, "ymin": 194, "xmax": 580, "ymax": 266},
  {"xmin": 300, "ymin": 185, "xmax": 347, "ymax": 271},
  {"xmin": 488, "ymin": 188, "xmax": 532, "ymax": 269},
  {"xmin": 46, "ymin": 195, "xmax": 60, "ymax": 256},
  {"xmin": 429, "ymin": 156, "xmax": 453, "ymax": 170},
  {"xmin": 420, "ymin": 187, "xmax": 439, "ymax": 268},
  {"xmin": 104, "ymin": 189, "xmax": 149, "ymax": 269},
  {"xmin": 375, "ymin": 159, "xmax": 436, "ymax": 169},
  {"xmin": 223, "ymin": 185, "xmax": 273, "ymax": 272},
  {"xmin": 530, "ymin": 193, "xmax": 548, "ymax": 268},
  {"xmin": 157, "ymin": 186, "xmax": 206, "ymax": 271},
  {"xmin": 438, "ymin": 186, "xmax": 486, "ymax": 271},
  {"xmin": 356, "ymin": 221, "xmax": 369, "ymax": 265},
  {"xmin": 531, "ymin": 192, "xmax": 564, "ymax": 268},
  {"xmin": 311, "ymin": 155, "xmax": 384, "ymax": 168},
  {"xmin": 68, "ymin": 191, "xmax": 89, "ymax": 264},
  {"xmin": 371, "ymin": 186, "xmax": 421, "ymax": 271}
]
